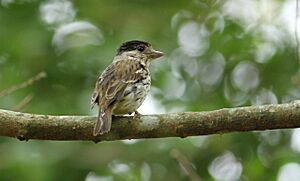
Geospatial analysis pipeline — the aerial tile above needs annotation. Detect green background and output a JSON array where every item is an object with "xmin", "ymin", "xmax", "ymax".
[{"xmin": 1, "ymin": 0, "xmax": 300, "ymax": 180}]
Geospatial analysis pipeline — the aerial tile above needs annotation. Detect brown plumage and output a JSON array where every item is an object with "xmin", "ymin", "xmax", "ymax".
[{"xmin": 91, "ymin": 40, "xmax": 164, "ymax": 136}]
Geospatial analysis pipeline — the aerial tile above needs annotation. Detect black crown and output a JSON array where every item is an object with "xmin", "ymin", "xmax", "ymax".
[{"xmin": 117, "ymin": 40, "xmax": 150, "ymax": 55}]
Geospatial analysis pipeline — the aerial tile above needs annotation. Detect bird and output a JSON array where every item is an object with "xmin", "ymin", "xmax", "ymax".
[{"xmin": 91, "ymin": 40, "xmax": 164, "ymax": 136}]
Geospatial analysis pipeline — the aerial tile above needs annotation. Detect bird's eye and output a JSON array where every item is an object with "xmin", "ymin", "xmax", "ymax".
[{"xmin": 137, "ymin": 46, "xmax": 145, "ymax": 52}]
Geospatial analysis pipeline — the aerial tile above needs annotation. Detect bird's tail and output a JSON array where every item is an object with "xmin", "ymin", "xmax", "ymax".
[{"xmin": 93, "ymin": 107, "xmax": 112, "ymax": 136}]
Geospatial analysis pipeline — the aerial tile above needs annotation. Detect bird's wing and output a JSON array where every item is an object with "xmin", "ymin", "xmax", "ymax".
[
  {"xmin": 90, "ymin": 76, "xmax": 102, "ymax": 109},
  {"xmin": 92, "ymin": 57, "xmax": 142, "ymax": 110},
  {"xmin": 90, "ymin": 63, "xmax": 115, "ymax": 108}
]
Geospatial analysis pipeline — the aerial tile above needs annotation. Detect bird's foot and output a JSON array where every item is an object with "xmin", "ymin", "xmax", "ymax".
[{"xmin": 133, "ymin": 111, "xmax": 142, "ymax": 121}]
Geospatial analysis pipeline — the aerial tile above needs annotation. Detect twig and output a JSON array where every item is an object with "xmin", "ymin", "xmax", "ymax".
[
  {"xmin": 0, "ymin": 71, "xmax": 47, "ymax": 97},
  {"xmin": 170, "ymin": 149, "xmax": 201, "ymax": 181},
  {"xmin": 12, "ymin": 94, "xmax": 34, "ymax": 112}
]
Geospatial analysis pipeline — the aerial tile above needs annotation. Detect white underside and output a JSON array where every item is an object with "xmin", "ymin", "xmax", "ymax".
[{"xmin": 113, "ymin": 79, "xmax": 150, "ymax": 115}]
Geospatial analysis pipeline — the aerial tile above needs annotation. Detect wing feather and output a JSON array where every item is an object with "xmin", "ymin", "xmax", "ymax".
[{"xmin": 91, "ymin": 57, "xmax": 142, "ymax": 110}]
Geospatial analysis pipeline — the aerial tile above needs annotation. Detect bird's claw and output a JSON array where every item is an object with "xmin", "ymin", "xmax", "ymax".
[{"xmin": 133, "ymin": 111, "xmax": 142, "ymax": 121}]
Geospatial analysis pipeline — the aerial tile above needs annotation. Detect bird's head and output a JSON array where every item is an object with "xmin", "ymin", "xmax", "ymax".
[{"xmin": 116, "ymin": 40, "xmax": 164, "ymax": 61}]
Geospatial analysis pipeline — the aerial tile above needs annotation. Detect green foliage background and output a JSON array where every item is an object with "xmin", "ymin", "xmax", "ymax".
[{"xmin": 1, "ymin": 0, "xmax": 300, "ymax": 180}]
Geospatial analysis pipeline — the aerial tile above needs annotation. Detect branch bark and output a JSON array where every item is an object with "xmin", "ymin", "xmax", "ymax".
[{"xmin": 1, "ymin": 101, "xmax": 300, "ymax": 142}]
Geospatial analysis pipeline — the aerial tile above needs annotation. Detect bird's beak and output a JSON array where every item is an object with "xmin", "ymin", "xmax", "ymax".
[{"xmin": 149, "ymin": 49, "xmax": 164, "ymax": 60}]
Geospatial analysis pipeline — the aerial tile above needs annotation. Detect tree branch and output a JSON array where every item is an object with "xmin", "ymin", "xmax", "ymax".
[
  {"xmin": 1, "ymin": 101, "xmax": 300, "ymax": 142},
  {"xmin": 0, "ymin": 71, "xmax": 47, "ymax": 97}
]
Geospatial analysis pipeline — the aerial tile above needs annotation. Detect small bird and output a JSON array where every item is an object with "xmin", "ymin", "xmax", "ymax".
[{"xmin": 91, "ymin": 40, "xmax": 164, "ymax": 136}]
